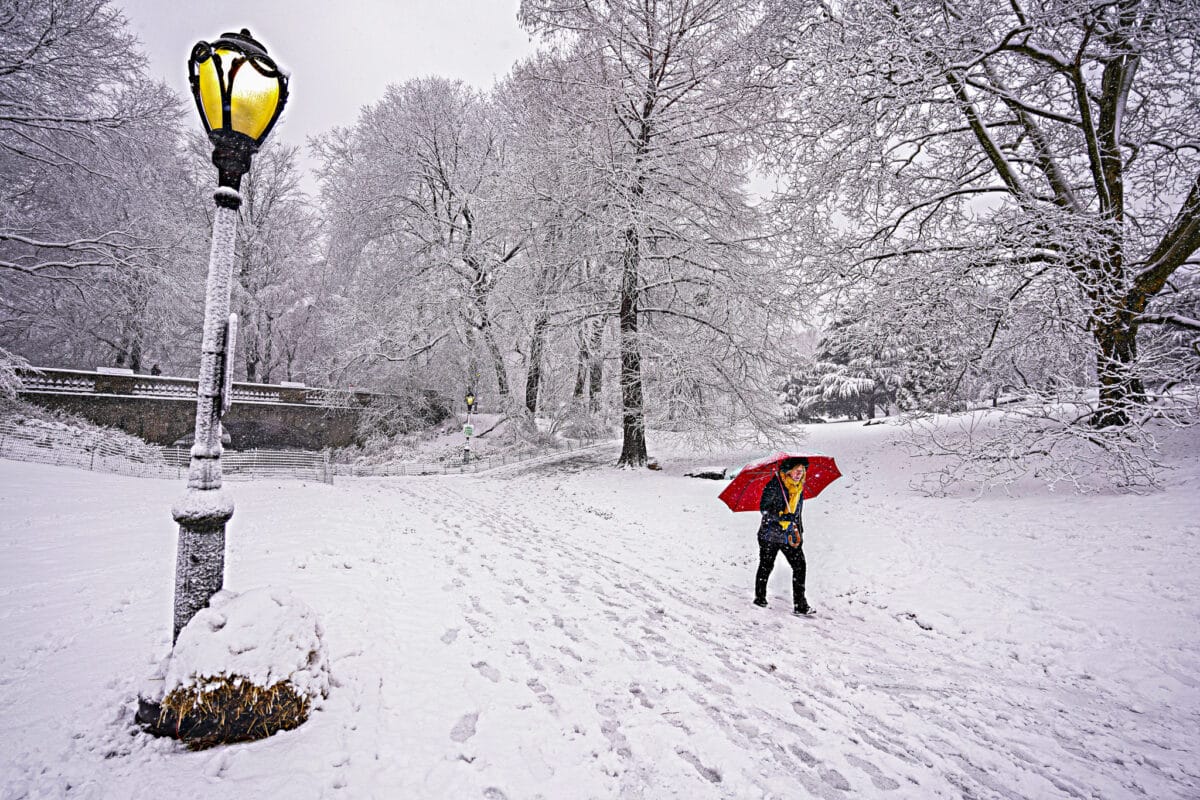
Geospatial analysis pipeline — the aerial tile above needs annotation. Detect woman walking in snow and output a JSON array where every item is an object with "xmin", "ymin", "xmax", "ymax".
[{"xmin": 754, "ymin": 456, "xmax": 813, "ymax": 615}]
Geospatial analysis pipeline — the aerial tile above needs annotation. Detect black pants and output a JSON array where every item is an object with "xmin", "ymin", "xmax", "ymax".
[{"xmin": 755, "ymin": 540, "xmax": 807, "ymax": 605}]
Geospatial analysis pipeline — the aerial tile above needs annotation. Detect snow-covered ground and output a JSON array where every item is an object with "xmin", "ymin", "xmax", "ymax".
[
  {"xmin": 336, "ymin": 412, "xmax": 579, "ymax": 468},
  {"xmin": 2, "ymin": 420, "xmax": 1198, "ymax": 799}
]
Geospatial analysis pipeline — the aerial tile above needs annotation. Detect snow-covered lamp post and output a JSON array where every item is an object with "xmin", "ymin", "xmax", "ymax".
[
  {"xmin": 463, "ymin": 389, "xmax": 476, "ymax": 464},
  {"xmin": 171, "ymin": 29, "xmax": 288, "ymax": 643}
]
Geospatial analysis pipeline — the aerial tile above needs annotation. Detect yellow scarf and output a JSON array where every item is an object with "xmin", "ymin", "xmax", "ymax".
[{"xmin": 779, "ymin": 472, "xmax": 804, "ymax": 530}]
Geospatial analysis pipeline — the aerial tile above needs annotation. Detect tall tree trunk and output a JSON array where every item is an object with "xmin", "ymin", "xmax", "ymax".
[
  {"xmin": 588, "ymin": 319, "xmax": 604, "ymax": 414},
  {"xmin": 467, "ymin": 261, "xmax": 510, "ymax": 406},
  {"xmin": 464, "ymin": 321, "xmax": 480, "ymax": 400},
  {"xmin": 1091, "ymin": 311, "xmax": 1144, "ymax": 428},
  {"xmin": 482, "ymin": 321, "xmax": 510, "ymax": 402},
  {"xmin": 242, "ymin": 303, "xmax": 258, "ymax": 383},
  {"xmin": 125, "ymin": 335, "xmax": 143, "ymax": 373},
  {"xmin": 617, "ymin": 226, "xmax": 647, "ymax": 467},
  {"xmin": 573, "ymin": 344, "xmax": 587, "ymax": 399},
  {"xmin": 245, "ymin": 346, "xmax": 258, "ymax": 383},
  {"xmin": 525, "ymin": 313, "xmax": 549, "ymax": 415},
  {"xmin": 261, "ymin": 320, "xmax": 274, "ymax": 384},
  {"xmin": 113, "ymin": 326, "xmax": 142, "ymax": 369},
  {"xmin": 573, "ymin": 319, "xmax": 604, "ymax": 410},
  {"xmin": 573, "ymin": 324, "xmax": 588, "ymax": 400},
  {"xmin": 1088, "ymin": 245, "xmax": 1145, "ymax": 429}
]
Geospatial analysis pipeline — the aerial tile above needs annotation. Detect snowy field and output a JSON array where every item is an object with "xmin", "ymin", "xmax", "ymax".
[{"xmin": 2, "ymin": 420, "xmax": 1199, "ymax": 799}]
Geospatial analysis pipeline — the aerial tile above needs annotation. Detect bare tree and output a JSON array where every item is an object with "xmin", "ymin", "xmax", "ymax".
[
  {"xmin": 0, "ymin": 0, "xmax": 202, "ymax": 373},
  {"xmin": 223, "ymin": 140, "xmax": 323, "ymax": 383},
  {"xmin": 0, "ymin": 0, "xmax": 181, "ymax": 277},
  {"xmin": 314, "ymin": 78, "xmax": 524, "ymax": 403},
  {"xmin": 495, "ymin": 62, "xmax": 615, "ymax": 422},
  {"xmin": 763, "ymin": 0, "xmax": 1200, "ymax": 485},
  {"xmin": 521, "ymin": 0, "xmax": 786, "ymax": 466}
]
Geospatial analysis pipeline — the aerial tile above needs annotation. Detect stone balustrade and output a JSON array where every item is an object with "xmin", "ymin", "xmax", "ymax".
[{"xmin": 14, "ymin": 367, "xmax": 447, "ymax": 449}]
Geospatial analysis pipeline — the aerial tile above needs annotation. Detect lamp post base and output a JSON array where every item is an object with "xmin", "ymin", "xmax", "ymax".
[{"xmin": 171, "ymin": 488, "xmax": 234, "ymax": 642}]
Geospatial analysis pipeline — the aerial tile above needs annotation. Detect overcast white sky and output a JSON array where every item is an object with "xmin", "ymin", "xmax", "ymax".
[{"xmin": 114, "ymin": 0, "xmax": 537, "ymax": 189}]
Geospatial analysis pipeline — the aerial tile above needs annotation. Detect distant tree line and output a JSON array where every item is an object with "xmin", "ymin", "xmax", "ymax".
[{"xmin": 3, "ymin": 0, "xmax": 1198, "ymax": 483}]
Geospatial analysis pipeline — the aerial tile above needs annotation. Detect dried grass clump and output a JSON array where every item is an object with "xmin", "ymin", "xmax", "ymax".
[{"xmin": 151, "ymin": 674, "xmax": 312, "ymax": 750}]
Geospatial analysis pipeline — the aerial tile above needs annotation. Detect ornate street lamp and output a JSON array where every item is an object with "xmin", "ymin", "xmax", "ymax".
[
  {"xmin": 171, "ymin": 29, "xmax": 288, "ymax": 643},
  {"xmin": 188, "ymin": 29, "xmax": 289, "ymax": 191}
]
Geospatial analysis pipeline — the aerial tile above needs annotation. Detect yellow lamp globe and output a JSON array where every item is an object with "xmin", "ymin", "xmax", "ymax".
[{"xmin": 187, "ymin": 29, "xmax": 289, "ymax": 189}]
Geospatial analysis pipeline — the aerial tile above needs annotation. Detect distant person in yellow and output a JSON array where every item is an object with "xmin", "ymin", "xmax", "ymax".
[{"xmin": 753, "ymin": 457, "xmax": 813, "ymax": 615}]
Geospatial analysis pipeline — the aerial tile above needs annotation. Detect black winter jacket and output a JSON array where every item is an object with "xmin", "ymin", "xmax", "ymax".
[{"xmin": 757, "ymin": 474, "xmax": 804, "ymax": 546}]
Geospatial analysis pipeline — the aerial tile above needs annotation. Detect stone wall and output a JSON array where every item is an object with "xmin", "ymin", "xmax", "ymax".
[{"xmin": 15, "ymin": 368, "xmax": 447, "ymax": 450}]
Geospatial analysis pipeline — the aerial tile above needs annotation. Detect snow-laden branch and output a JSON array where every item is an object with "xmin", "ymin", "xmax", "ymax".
[{"xmin": 1137, "ymin": 313, "xmax": 1200, "ymax": 332}]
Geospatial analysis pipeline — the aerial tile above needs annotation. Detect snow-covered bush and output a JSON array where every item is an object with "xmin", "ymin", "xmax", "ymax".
[
  {"xmin": 138, "ymin": 587, "xmax": 329, "ymax": 749},
  {"xmin": 1, "ymin": 399, "xmax": 169, "ymax": 466},
  {"xmin": 900, "ymin": 400, "xmax": 1193, "ymax": 495},
  {"xmin": 354, "ymin": 390, "xmax": 450, "ymax": 443},
  {"xmin": 557, "ymin": 409, "xmax": 611, "ymax": 442},
  {"xmin": 0, "ymin": 347, "xmax": 30, "ymax": 400}
]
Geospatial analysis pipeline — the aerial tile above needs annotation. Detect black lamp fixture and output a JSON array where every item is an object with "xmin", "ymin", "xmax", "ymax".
[{"xmin": 188, "ymin": 28, "xmax": 289, "ymax": 194}]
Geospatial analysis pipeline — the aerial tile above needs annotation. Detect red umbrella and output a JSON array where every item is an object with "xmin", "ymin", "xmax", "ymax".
[{"xmin": 718, "ymin": 452, "xmax": 842, "ymax": 512}]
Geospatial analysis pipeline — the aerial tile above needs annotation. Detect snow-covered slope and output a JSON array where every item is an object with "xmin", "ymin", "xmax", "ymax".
[{"xmin": 1, "ymin": 420, "xmax": 1197, "ymax": 799}]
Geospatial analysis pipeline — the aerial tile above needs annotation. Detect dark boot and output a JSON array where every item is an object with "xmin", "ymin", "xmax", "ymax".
[
  {"xmin": 755, "ymin": 541, "xmax": 779, "ymax": 608},
  {"xmin": 793, "ymin": 601, "xmax": 814, "ymax": 616},
  {"xmin": 780, "ymin": 544, "xmax": 810, "ymax": 615}
]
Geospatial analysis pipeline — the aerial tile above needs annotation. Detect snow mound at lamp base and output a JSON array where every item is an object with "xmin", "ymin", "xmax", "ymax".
[{"xmin": 136, "ymin": 586, "xmax": 329, "ymax": 749}]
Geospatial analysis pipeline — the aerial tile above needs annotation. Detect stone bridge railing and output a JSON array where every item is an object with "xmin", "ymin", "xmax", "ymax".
[
  {"xmin": 17, "ymin": 368, "xmax": 367, "ymax": 406},
  {"xmin": 15, "ymin": 367, "xmax": 446, "ymax": 450}
]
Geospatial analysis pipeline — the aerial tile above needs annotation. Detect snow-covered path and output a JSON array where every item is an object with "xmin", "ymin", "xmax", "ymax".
[{"xmin": 2, "ymin": 421, "xmax": 1198, "ymax": 799}]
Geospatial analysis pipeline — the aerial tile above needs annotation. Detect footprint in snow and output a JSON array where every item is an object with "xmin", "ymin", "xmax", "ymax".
[
  {"xmin": 845, "ymin": 754, "xmax": 900, "ymax": 791},
  {"xmin": 820, "ymin": 768, "xmax": 852, "ymax": 791},
  {"xmin": 676, "ymin": 749, "xmax": 722, "ymax": 784},
  {"xmin": 792, "ymin": 700, "xmax": 818, "ymax": 722},
  {"xmin": 791, "ymin": 745, "xmax": 818, "ymax": 766},
  {"xmin": 628, "ymin": 684, "xmax": 653, "ymax": 709},
  {"xmin": 450, "ymin": 712, "xmax": 478, "ymax": 743},
  {"xmin": 599, "ymin": 717, "xmax": 633, "ymax": 759},
  {"xmin": 472, "ymin": 662, "xmax": 501, "ymax": 683},
  {"xmin": 526, "ymin": 678, "xmax": 556, "ymax": 707}
]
